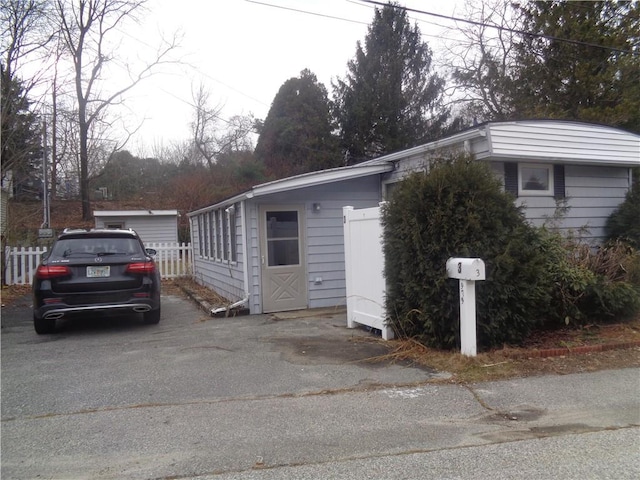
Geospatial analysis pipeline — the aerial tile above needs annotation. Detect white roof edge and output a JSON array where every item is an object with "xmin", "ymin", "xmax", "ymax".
[
  {"xmin": 93, "ymin": 210, "xmax": 178, "ymax": 216},
  {"xmin": 187, "ymin": 164, "xmax": 393, "ymax": 217},
  {"xmin": 480, "ymin": 152, "xmax": 639, "ymax": 167}
]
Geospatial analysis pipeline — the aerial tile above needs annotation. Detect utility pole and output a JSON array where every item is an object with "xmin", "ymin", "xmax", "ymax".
[{"xmin": 42, "ymin": 120, "xmax": 50, "ymax": 229}]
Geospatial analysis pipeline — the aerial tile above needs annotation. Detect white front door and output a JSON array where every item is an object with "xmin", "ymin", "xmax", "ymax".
[{"xmin": 259, "ymin": 206, "xmax": 308, "ymax": 313}]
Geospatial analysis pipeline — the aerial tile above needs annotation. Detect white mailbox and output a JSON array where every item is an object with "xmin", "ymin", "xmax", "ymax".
[
  {"xmin": 446, "ymin": 257, "xmax": 486, "ymax": 357},
  {"xmin": 446, "ymin": 258, "xmax": 485, "ymax": 281}
]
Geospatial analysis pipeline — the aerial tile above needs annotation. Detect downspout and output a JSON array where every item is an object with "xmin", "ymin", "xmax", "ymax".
[{"xmin": 210, "ymin": 200, "xmax": 250, "ymax": 316}]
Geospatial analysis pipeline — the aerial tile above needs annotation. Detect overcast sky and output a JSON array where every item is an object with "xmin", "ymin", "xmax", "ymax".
[{"xmin": 120, "ymin": 0, "xmax": 466, "ymax": 154}]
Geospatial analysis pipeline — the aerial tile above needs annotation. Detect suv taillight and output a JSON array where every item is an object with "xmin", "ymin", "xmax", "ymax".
[
  {"xmin": 125, "ymin": 262, "xmax": 156, "ymax": 274},
  {"xmin": 36, "ymin": 265, "xmax": 72, "ymax": 279}
]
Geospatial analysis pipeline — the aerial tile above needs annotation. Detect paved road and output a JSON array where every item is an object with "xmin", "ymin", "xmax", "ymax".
[{"xmin": 1, "ymin": 291, "xmax": 639, "ymax": 479}]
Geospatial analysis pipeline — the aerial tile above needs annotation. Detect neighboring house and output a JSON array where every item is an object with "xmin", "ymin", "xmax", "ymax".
[
  {"xmin": 188, "ymin": 120, "xmax": 640, "ymax": 315},
  {"xmin": 94, "ymin": 210, "xmax": 179, "ymax": 244}
]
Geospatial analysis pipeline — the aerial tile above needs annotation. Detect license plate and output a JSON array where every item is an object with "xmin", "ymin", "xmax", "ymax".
[{"xmin": 87, "ymin": 266, "xmax": 110, "ymax": 278}]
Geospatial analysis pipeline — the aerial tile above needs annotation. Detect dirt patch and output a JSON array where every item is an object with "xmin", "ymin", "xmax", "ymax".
[{"xmin": 267, "ymin": 335, "xmax": 433, "ymax": 371}]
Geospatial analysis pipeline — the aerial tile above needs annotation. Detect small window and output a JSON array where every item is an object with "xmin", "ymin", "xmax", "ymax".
[
  {"xmin": 197, "ymin": 216, "xmax": 204, "ymax": 258},
  {"xmin": 215, "ymin": 210, "xmax": 223, "ymax": 260},
  {"xmin": 222, "ymin": 210, "xmax": 229, "ymax": 261},
  {"xmin": 202, "ymin": 214, "xmax": 209, "ymax": 258},
  {"xmin": 208, "ymin": 211, "xmax": 215, "ymax": 260},
  {"xmin": 519, "ymin": 163, "xmax": 554, "ymax": 196},
  {"xmin": 229, "ymin": 205, "xmax": 237, "ymax": 262},
  {"xmin": 106, "ymin": 223, "xmax": 123, "ymax": 229}
]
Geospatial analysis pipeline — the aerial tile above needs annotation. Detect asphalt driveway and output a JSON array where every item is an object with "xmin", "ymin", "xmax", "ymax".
[{"xmin": 2, "ymin": 290, "xmax": 638, "ymax": 479}]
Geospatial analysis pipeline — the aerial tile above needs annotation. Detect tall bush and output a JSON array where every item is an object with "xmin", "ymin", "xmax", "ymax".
[
  {"xmin": 538, "ymin": 231, "xmax": 640, "ymax": 325},
  {"xmin": 382, "ymin": 156, "xmax": 549, "ymax": 350},
  {"xmin": 605, "ymin": 181, "xmax": 640, "ymax": 249}
]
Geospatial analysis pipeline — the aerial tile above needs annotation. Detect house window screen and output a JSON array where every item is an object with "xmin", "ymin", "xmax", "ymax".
[
  {"xmin": 222, "ymin": 210, "xmax": 229, "ymax": 261},
  {"xmin": 202, "ymin": 213, "xmax": 209, "ymax": 257},
  {"xmin": 208, "ymin": 211, "xmax": 215, "ymax": 260},
  {"xmin": 197, "ymin": 216, "xmax": 204, "ymax": 257},
  {"xmin": 215, "ymin": 210, "xmax": 223, "ymax": 259},
  {"xmin": 229, "ymin": 205, "xmax": 237, "ymax": 262},
  {"xmin": 266, "ymin": 210, "xmax": 299, "ymax": 266}
]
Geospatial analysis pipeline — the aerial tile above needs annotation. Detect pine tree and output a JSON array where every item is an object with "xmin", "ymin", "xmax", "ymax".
[
  {"xmin": 0, "ymin": 66, "xmax": 42, "ymax": 198},
  {"xmin": 512, "ymin": 1, "xmax": 640, "ymax": 132},
  {"xmin": 332, "ymin": 2, "xmax": 449, "ymax": 163},
  {"xmin": 254, "ymin": 69, "xmax": 340, "ymax": 178}
]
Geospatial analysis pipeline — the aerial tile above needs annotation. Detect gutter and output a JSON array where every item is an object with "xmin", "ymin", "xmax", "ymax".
[{"xmin": 210, "ymin": 294, "xmax": 250, "ymax": 317}]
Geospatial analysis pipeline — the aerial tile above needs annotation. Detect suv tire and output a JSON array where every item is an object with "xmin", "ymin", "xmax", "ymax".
[
  {"xmin": 34, "ymin": 315, "xmax": 56, "ymax": 334},
  {"xmin": 143, "ymin": 307, "xmax": 161, "ymax": 325}
]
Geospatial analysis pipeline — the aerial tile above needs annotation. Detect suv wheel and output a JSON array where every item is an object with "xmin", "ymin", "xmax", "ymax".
[
  {"xmin": 34, "ymin": 315, "xmax": 56, "ymax": 334},
  {"xmin": 143, "ymin": 307, "xmax": 161, "ymax": 325}
]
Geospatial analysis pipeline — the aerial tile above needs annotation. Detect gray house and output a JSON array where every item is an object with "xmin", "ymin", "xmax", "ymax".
[
  {"xmin": 94, "ymin": 210, "xmax": 179, "ymax": 244},
  {"xmin": 188, "ymin": 120, "xmax": 640, "ymax": 315}
]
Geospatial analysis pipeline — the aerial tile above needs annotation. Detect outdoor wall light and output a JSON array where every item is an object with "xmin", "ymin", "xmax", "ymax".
[
  {"xmin": 313, "ymin": 203, "xmax": 321, "ymax": 212},
  {"xmin": 225, "ymin": 205, "xmax": 235, "ymax": 215}
]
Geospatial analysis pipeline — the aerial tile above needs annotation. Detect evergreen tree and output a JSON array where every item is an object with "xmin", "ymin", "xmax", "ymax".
[
  {"xmin": 254, "ymin": 69, "xmax": 340, "ymax": 178},
  {"xmin": 332, "ymin": 2, "xmax": 449, "ymax": 163},
  {"xmin": 0, "ymin": 66, "xmax": 42, "ymax": 198},
  {"xmin": 511, "ymin": 1, "xmax": 640, "ymax": 131}
]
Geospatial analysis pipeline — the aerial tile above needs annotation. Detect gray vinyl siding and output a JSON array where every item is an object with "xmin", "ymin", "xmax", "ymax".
[
  {"xmin": 492, "ymin": 162, "xmax": 631, "ymax": 241},
  {"xmin": 243, "ymin": 175, "xmax": 382, "ymax": 314},
  {"xmin": 190, "ymin": 206, "xmax": 245, "ymax": 304},
  {"xmin": 94, "ymin": 215, "xmax": 177, "ymax": 244}
]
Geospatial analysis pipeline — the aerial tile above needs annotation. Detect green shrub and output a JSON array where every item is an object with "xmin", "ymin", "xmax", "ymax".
[
  {"xmin": 538, "ymin": 232, "xmax": 640, "ymax": 325},
  {"xmin": 382, "ymin": 156, "xmax": 550, "ymax": 350},
  {"xmin": 605, "ymin": 182, "xmax": 640, "ymax": 249}
]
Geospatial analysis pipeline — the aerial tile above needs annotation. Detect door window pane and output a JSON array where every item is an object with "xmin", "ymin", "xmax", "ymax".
[
  {"xmin": 268, "ymin": 239, "xmax": 299, "ymax": 266},
  {"xmin": 266, "ymin": 211, "xmax": 299, "ymax": 266}
]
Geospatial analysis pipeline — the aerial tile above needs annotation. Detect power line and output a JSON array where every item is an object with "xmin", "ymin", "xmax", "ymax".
[
  {"xmin": 245, "ymin": 0, "xmax": 456, "ymax": 42},
  {"xmin": 358, "ymin": 0, "xmax": 637, "ymax": 55}
]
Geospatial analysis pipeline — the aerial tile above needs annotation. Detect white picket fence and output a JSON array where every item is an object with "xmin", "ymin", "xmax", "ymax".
[{"xmin": 3, "ymin": 242, "xmax": 192, "ymax": 285}]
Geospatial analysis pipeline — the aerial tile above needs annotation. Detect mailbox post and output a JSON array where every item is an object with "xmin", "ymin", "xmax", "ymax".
[{"xmin": 446, "ymin": 258, "xmax": 486, "ymax": 357}]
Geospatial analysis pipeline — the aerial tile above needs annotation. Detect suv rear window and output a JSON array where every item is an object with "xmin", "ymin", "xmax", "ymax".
[{"xmin": 50, "ymin": 237, "xmax": 143, "ymax": 257}]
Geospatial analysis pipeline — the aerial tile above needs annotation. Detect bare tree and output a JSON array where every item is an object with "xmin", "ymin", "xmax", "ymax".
[
  {"xmin": 54, "ymin": 0, "xmax": 180, "ymax": 219},
  {"xmin": 1, "ymin": 0, "xmax": 54, "ymax": 191},
  {"xmin": 191, "ymin": 83, "xmax": 225, "ymax": 167},
  {"xmin": 1, "ymin": 0, "xmax": 55, "ymax": 92},
  {"xmin": 191, "ymin": 83, "xmax": 256, "ymax": 168},
  {"xmin": 443, "ymin": 0, "xmax": 524, "ymax": 122}
]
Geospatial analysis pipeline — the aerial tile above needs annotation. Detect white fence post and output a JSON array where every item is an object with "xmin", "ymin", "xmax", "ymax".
[
  {"xmin": 146, "ymin": 242, "xmax": 193, "ymax": 279},
  {"xmin": 4, "ymin": 243, "xmax": 192, "ymax": 285},
  {"xmin": 4, "ymin": 246, "xmax": 48, "ymax": 285}
]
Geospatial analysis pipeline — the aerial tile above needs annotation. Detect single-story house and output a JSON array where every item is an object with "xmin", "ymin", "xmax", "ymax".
[
  {"xmin": 94, "ymin": 210, "xmax": 179, "ymax": 244},
  {"xmin": 187, "ymin": 120, "xmax": 640, "ymax": 315}
]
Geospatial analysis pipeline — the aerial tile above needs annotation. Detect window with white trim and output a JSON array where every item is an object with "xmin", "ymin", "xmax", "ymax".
[
  {"xmin": 215, "ymin": 210, "xmax": 223, "ymax": 260},
  {"xmin": 518, "ymin": 163, "xmax": 554, "ymax": 196},
  {"xmin": 222, "ymin": 209, "xmax": 229, "ymax": 261},
  {"xmin": 197, "ymin": 215, "xmax": 204, "ymax": 257},
  {"xmin": 208, "ymin": 211, "xmax": 216, "ymax": 260},
  {"xmin": 229, "ymin": 205, "xmax": 237, "ymax": 262},
  {"xmin": 202, "ymin": 213, "xmax": 210, "ymax": 258}
]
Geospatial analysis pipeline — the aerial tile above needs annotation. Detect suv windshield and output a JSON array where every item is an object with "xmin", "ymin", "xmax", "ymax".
[{"xmin": 50, "ymin": 237, "xmax": 143, "ymax": 258}]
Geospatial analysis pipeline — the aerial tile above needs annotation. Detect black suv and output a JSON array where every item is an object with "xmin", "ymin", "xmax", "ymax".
[{"xmin": 32, "ymin": 228, "xmax": 161, "ymax": 334}]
